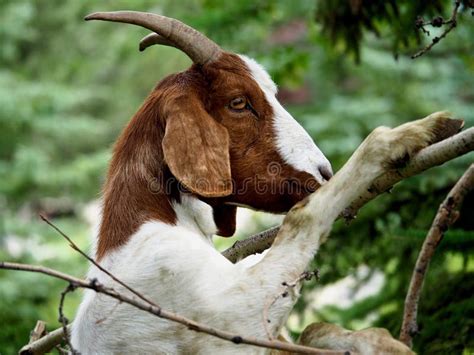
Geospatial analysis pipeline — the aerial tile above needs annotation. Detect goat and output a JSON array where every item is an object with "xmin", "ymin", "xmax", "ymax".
[{"xmin": 72, "ymin": 11, "xmax": 460, "ymax": 354}]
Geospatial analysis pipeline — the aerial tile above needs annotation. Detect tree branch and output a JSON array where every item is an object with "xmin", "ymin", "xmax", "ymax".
[
  {"xmin": 411, "ymin": 0, "xmax": 462, "ymax": 59},
  {"xmin": 0, "ymin": 262, "xmax": 345, "ymax": 355},
  {"xmin": 223, "ymin": 125, "xmax": 474, "ymax": 263},
  {"xmin": 399, "ymin": 164, "xmax": 474, "ymax": 347},
  {"xmin": 19, "ymin": 325, "xmax": 70, "ymax": 355},
  {"xmin": 223, "ymin": 224, "xmax": 280, "ymax": 264}
]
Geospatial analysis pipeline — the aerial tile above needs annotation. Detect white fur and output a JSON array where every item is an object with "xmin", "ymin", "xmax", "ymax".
[
  {"xmin": 172, "ymin": 193, "xmax": 217, "ymax": 240},
  {"xmin": 240, "ymin": 55, "xmax": 333, "ymax": 184},
  {"xmin": 71, "ymin": 196, "xmax": 278, "ymax": 354}
]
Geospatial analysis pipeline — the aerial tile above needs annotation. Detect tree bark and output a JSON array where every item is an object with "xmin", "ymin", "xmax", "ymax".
[{"xmin": 399, "ymin": 164, "xmax": 474, "ymax": 347}]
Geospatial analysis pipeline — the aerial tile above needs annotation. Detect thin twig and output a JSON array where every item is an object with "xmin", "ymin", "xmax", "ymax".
[
  {"xmin": 40, "ymin": 214, "xmax": 157, "ymax": 307},
  {"xmin": 58, "ymin": 284, "xmax": 79, "ymax": 354},
  {"xmin": 28, "ymin": 321, "xmax": 47, "ymax": 344},
  {"xmin": 263, "ymin": 270, "xmax": 319, "ymax": 340},
  {"xmin": 223, "ymin": 126, "xmax": 474, "ymax": 263},
  {"xmin": 412, "ymin": 0, "xmax": 462, "ymax": 59},
  {"xmin": 399, "ymin": 164, "xmax": 474, "ymax": 347},
  {"xmin": 0, "ymin": 261, "xmax": 344, "ymax": 355}
]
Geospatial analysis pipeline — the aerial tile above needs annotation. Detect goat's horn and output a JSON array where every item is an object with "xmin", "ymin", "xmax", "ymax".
[
  {"xmin": 85, "ymin": 11, "xmax": 221, "ymax": 64},
  {"xmin": 139, "ymin": 33, "xmax": 177, "ymax": 52}
]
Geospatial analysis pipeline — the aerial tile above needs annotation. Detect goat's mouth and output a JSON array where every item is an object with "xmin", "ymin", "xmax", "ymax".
[
  {"xmin": 284, "ymin": 176, "xmax": 322, "ymax": 196},
  {"xmin": 302, "ymin": 178, "xmax": 320, "ymax": 195},
  {"xmin": 227, "ymin": 178, "xmax": 322, "ymax": 213},
  {"xmin": 286, "ymin": 179, "xmax": 321, "ymax": 207}
]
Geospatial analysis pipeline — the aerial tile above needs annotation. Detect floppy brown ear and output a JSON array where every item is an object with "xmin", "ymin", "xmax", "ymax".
[{"xmin": 162, "ymin": 97, "xmax": 232, "ymax": 198}]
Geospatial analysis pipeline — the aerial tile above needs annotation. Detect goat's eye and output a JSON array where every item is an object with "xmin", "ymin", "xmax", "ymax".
[{"xmin": 229, "ymin": 97, "xmax": 247, "ymax": 110}]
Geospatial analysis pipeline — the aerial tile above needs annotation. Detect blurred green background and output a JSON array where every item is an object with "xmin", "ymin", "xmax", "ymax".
[{"xmin": 0, "ymin": 1, "xmax": 473, "ymax": 354}]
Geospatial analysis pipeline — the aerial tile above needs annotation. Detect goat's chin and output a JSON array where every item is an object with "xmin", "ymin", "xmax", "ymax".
[
  {"xmin": 271, "ymin": 182, "xmax": 321, "ymax": 213},
  {"xmin": 225, "ymin": 189, "xmax": 318, "ymax": 215}
]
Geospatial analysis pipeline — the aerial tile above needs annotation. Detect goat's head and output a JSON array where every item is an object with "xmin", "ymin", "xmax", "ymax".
[{"xmin": 86, "ymin": 11, "xmax": 332, "ymax": 236}]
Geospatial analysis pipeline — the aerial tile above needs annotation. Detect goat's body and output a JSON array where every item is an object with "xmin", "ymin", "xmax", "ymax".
[{"xmin": 72, "ymin": 197, "xmax": 283, "ymax": 354}]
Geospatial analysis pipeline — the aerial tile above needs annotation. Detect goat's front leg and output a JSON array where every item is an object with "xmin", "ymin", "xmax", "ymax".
[{"xmin": 247, "ymin": 112, "xmax": 462, "ymax": 336}]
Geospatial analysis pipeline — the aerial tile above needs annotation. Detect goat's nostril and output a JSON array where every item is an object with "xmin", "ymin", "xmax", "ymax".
[{"xmin": 319, "ymin": 165, "xmax": 333, "ymax": 182}]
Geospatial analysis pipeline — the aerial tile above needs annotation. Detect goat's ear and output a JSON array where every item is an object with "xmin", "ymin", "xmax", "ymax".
[{"xmin": 162, "ymin": 100, "xmax": 232, "ymax": 198}]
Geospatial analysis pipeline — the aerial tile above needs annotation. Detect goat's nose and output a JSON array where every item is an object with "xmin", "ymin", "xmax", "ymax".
[{"xmin": 318, "ymin": 164, "xmax": 333, "ymax": 182}]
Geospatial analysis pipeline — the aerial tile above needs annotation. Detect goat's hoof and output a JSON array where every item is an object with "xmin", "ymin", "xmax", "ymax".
[
  {"xmin": 364, "ymin": 112, "xmax": 463, "ymax": 170},
  {"xmin": 405, "ymin": 111, "xmax": 464, "ymax": 146}
]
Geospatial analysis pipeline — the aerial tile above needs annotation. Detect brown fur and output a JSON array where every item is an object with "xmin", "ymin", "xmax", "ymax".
[{"xmin": 97, "ymin": 53, "xmax": 320, "ymax": 260}]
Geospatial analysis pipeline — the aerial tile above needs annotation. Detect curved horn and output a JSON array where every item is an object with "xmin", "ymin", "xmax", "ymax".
[
  {"xmin": 139, "ymin": 33, "xmax": 177, "ymax": 52},
  {"xmin": 85, "ymin": 11, "xmax": 221, "ymax": 64}
]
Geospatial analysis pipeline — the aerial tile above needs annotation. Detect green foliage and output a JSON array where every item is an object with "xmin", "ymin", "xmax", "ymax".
[
  {"xmin": 315, "ymin": 0, "xmax": 473, "ymax": 61},
  {"xmin": 0, "ymin": 0, "xmax": 473, "ymax": 353}
]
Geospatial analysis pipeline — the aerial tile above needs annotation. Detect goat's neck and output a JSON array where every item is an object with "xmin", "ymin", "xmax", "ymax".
[
  {"xmin": 97, "ymin": 97, "xmax": 217, "ymax": 260},
  {"xmin": 172, "ymin": 194, "xmax": 217, "ymax": 242}
]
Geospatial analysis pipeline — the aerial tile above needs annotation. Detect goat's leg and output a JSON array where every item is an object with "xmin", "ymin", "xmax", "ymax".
[{"xmin": 247, "ymin": 112, "xmax": 463, "ymax": 335}]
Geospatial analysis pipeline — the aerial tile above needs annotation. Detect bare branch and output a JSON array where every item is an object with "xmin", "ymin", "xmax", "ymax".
[
  {"xmin": 412, "ymin": 0, "xmax": 462, "ymax": 59},
  {"xmin": 0, "ymin": 262, "xmax": 345, "ymax": 355},
  {"xmin": 223, "ymin": 125, "xmax": 474, "ymax": 263},
  {"xmin": 224, "ymin": 225, "xmax": 279, "ymax": 263},
  {"xmin": 399, "ymin": 164, "xmax": 474, "ymax": 347},
  {"xmin": 19, "ymin": 325, "xmax": 70, "ymax": 355}
]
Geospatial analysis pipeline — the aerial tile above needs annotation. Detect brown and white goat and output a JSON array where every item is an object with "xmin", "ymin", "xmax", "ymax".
[{"xmin": 72, "ymin": 11, "xmax": 457, "ymax": 354}]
